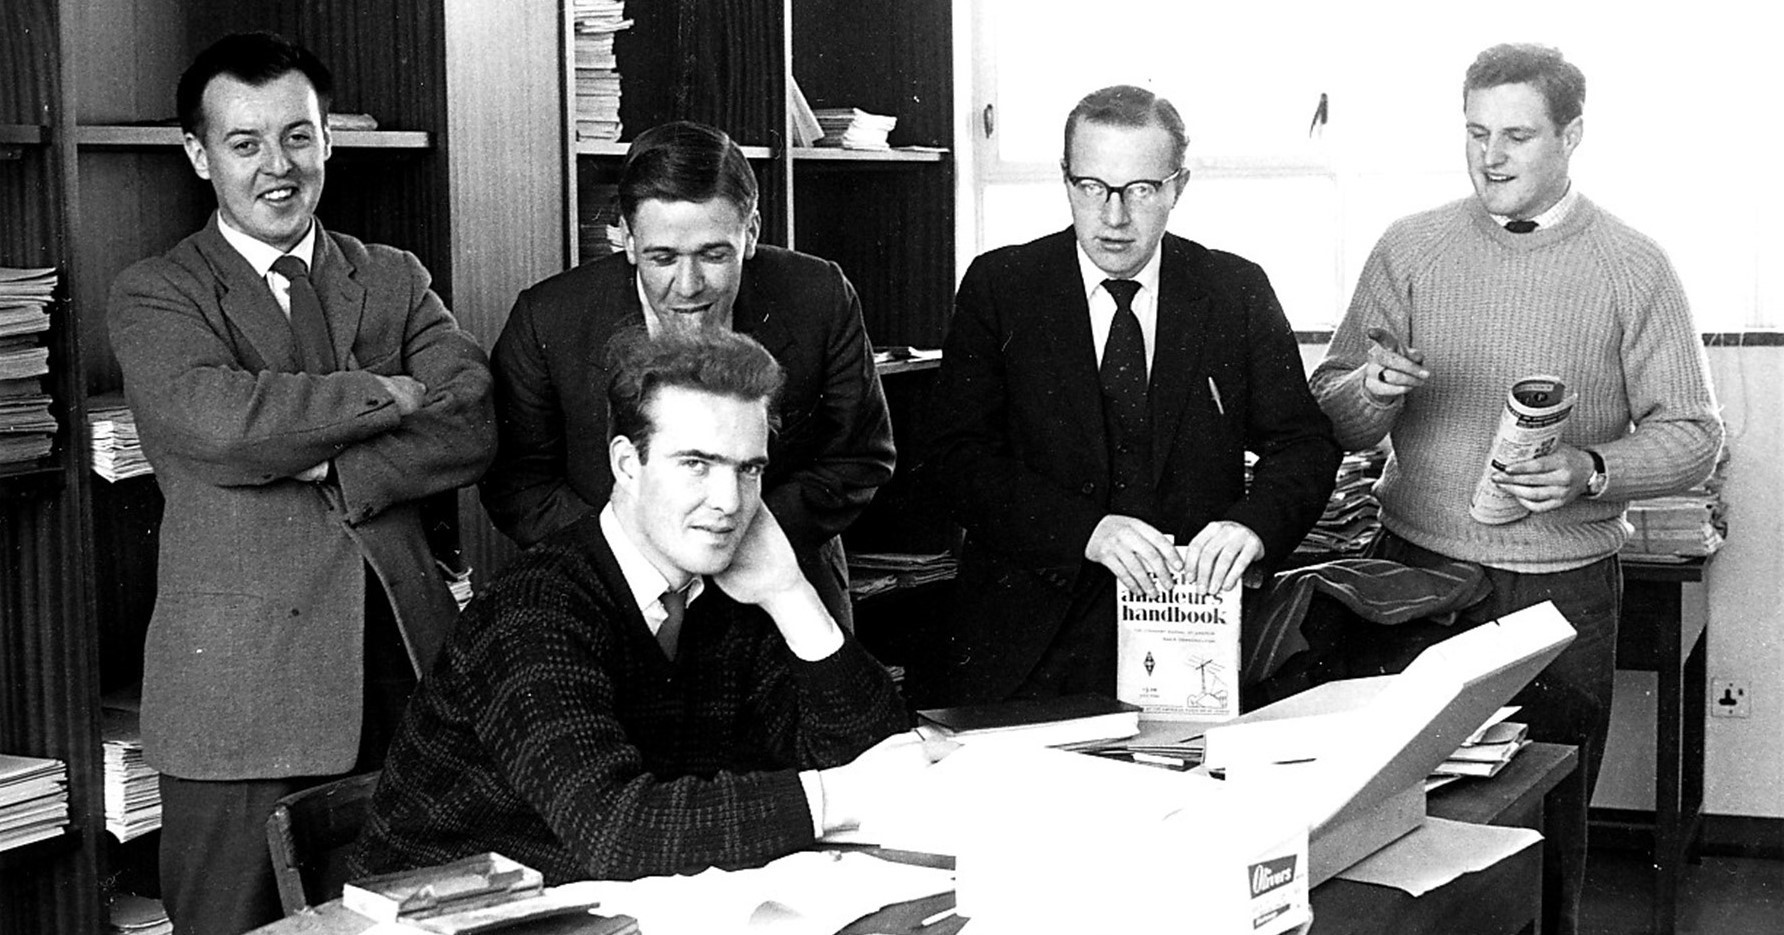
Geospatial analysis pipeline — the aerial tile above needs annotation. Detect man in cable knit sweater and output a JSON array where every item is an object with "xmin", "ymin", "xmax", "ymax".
[
  {"xmin": 353, "ymin": 329, "xmax": 933, "ymax": 883},
  {"xmin": 1310, "ymin": 44, "xmax": 1722, "ymax": 935}
]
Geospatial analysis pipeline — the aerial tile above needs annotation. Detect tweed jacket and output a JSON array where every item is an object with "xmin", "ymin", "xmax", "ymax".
[
  {"xmin": 108, "ymin": 216, "xmax": 496, "ymax": 780},
  {"xmin": 478, "ymin": 245, "xmax": 895, "ymax": 621},
  {"xmin": 922, "ymin": 229, "xmax": 1340, "ymax": 704}
]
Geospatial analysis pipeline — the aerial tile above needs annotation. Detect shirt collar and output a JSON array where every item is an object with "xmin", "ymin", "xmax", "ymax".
[
  {"xmin": 1492, "ymin": 181, "xmax": 1578, "ymax": 231},
  {"xmin": 1076, "ymin": 239, "xmax": 1163, "ymax": 304},
  {"xmin": 599, "ymin": 503, "xmax": 704, "ymax": 623},
  {"xmin": 216, "ymin": 213, "xmax": 318, "ymax": 278}
]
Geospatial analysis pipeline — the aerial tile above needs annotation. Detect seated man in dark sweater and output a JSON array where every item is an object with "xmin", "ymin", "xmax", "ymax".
[{"xmin": 351, "ymin": 327, "xmax": 930, "ymax": 882}]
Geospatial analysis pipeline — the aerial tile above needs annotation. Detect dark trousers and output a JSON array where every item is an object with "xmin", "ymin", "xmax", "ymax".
[
  {"xmin": 159, "ymin": 570, "xmax": 417, "ymax": 935},
  {"xmin": 1365, "ymin": 530, "xmax": 1620, "ymax": 935},
  {"xmin": 1012, "ymin": 578, "xmax": 1118, "ymax": 700}
]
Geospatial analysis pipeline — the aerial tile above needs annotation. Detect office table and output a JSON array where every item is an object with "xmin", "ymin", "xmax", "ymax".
[
  {"xmin": 1591, "ymin": 556, "xmax": 1710, "ymax": 935},
  {"xmin": 250, "ymin": 744, "xmax": 1576, "ymax": 935}
]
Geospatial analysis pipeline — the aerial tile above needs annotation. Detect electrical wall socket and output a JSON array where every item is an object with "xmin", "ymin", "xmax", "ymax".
[{"xmin": 1711, "ymin": 678, "xmax": 1750, "ymax": 718}]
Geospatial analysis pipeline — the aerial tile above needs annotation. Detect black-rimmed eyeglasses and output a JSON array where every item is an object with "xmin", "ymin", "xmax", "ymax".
[{"xmin": 1063, "ymin": 167, "xmax": 1186, "ymax": 206}]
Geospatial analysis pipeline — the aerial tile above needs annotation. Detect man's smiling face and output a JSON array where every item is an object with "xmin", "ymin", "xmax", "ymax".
[
  {"xmin": 1464, "ymin": 81, "xmax": 1581, "ymax": 221},
  {"xmin": 624, "ymin": 197, "xmax": 760, "ymax": 333},
  {"xmin": 184, "ymin": 70, "xmax": 330, "ymax": 250}
]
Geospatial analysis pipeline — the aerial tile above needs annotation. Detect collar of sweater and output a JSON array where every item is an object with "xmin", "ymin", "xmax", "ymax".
[{"xmin": 1468, "ymin": 193, "xmax": 1598, "ymax": 251}]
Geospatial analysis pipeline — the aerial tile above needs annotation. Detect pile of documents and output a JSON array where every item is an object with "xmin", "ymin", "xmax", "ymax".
[
  {"xmin": 106, "ymin": 894, "xmax": 171, "ymax": 935},
  {"xmin": 1621, "ymin": 488, "xmax": 1726, "ymax": 562},
  {"xmin": 1292, "ymin": 447, "xmax": 1387, "ymax": 557},
  {"xmin": 846, "ymin": 550, "xmax": 956, "ymax": 600},
  {"xmin": 102, "ymin": 707, "xmax": 161, "ymax": 842},
  {"xmin": 813, "ymin": 107, "xmax": 897, "ymax": 151},
  {"xmin": 89, "ymin": 393, "xmax": 151, "ymax": 482},
  {"xmin": 0, "ymin": 753, "xmax": 69, "ymax": 852},
  {"xmin": 0, "ymin": 267, "xmax": 58, "ymax": 466},
  {"xmin": 571, "ymin": 0, "xmax": 631, "ymax": 142},
  {"xmin": 1430, "ymin": 707, "xmax": 1530, "ymax": 784}
]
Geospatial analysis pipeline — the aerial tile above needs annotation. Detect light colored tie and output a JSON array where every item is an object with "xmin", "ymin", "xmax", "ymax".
[{"xmin": 657, "ymin": 587, "xmax": 687, "ymax": 660}]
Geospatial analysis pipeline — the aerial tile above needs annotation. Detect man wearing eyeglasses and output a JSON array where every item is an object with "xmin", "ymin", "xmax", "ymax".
[{"xmin": 920, "ymin": 84, "xmax": 1338, "ymax": 705}]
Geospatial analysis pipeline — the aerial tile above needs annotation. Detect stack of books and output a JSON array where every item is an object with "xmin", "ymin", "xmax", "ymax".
[
  {"xmin": 0, "ymin": 267, "xmax": 58, "ymax": 466},
  {"xmin": 89, "ymin": 393, "xmax": 152, "ymax": 482},
  {"xmin": 846, "ymin": 551, "xmax": 957, "ymax": 600},
  {"xmin": 106, "ymin": 894, "xmax": 172, "ymax": 935},
  {"xmin": 1291, "ymin": 447, "xmax": 1387, "ymax": 558},
  {"xmin": 102, "ymin": 706, "xmax": 161, "ymax": 842},
  {"xmin": 571, "ymin": 0, "xmax": 631, "ymax": 142},
  {"xmin": 0, "ymin": 753, "xmax": 69, "ymax": 852},
  {"xmin": 813, "ymin": 108, "xmax": 897, "ymax": 151}
]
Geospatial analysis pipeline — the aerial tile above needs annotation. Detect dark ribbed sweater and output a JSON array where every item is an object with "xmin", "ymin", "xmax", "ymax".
[{"xmin": 349, "ymin": 513, "xmax": 907, "ymax": 882}]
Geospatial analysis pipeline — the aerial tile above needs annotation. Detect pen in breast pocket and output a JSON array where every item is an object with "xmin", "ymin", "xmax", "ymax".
[{"xmin": 1207, "ymin": 377, "xmax": 1226, "ymax": 416}]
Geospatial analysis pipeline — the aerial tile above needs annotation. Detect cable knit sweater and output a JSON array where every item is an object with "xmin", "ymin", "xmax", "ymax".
[
  {"xmin": 350, "ymin": 514, "xmax": 907, "ymax": 883},
  {"xmin": 1310, "ymin": 195, "xmax": 1722, "ymax": 573}
]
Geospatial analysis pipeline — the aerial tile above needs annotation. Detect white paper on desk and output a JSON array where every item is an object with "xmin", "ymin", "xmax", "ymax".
[
  {"xmin": 1336, "ymin": 816, "xmax": 1541, "ymax": 896},
  {"xmin": 583, "ymin": 850, "xmax": 952, "ymax": 935}
]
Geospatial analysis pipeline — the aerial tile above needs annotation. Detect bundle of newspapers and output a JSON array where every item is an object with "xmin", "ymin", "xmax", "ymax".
[
  {"xmin": 0, "ymin": 267, "xmax": 58, "ymax": 465},
  {"xmin": 89, "ymin": 393, "xmax": 152, "ymax": 481},
  {"xmin": 813, "ymin": 107, "xmax": 897, "ymax": 151},
  {"xmin": 0, "ymin": 753, "xmax": 68, "ymax": 852},
  {"xmin": 1621, "ymin": 448, "xmax": 1728, "ymax": 562}
]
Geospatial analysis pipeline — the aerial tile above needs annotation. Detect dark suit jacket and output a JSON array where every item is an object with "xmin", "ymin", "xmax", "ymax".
[
  {"xmin": 922, "ymin": 229, "xmax": 1339, "ymax": 704},
  {"xmin": 479, "ymin": 245, "xmax": 895, "ymax": 622},
  {"xmin": 108, "ymin": 217, "xmax": 496, "ymax": 779}
]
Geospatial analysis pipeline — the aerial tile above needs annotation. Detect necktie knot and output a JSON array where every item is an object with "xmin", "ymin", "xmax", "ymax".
[
  {"xmin": 657, "ymin": 586, "xmax": 688, "ymax": 660},
  {"xmin": 1504, "ymin": 219, "xmax": 1538, "ymax": 234},
  {"xmin": 1103, "ymin": 278, "xmax": 1141, "ymax": 311},
  {"xmin": 271, "ymin": 254, "xmax": 310, "ymax": 280}
]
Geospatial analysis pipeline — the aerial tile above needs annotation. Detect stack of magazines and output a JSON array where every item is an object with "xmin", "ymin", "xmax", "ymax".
[
  {"xmin": 1621, "ymin": 450, "xmax": 1727, "ymax": 563},
  {"xmin": 102, "ymin": 706, "xmax": 161, "ymax": 842},
  {"xmin": 846, "ymin": 551, "xmax": 957, "ymax": 600},
  {"xmin": 1428, "ymin": 707, "xmax": 1529, "ymax": 788},
  {"xmin": 0, "ymin": 753, "xmax": 68, "ymax": 852},
  {"xmin": 1292, "ymin": 447, "xmax": 1387, "ymax": 558},
  {"xmin": 89, "ymin": 393, "xmax": 152, "ymax": 481},
  {"xmin": 813, "ymin": 108, "xmax": 897, "ymax": 151},
  {"xmin": 571, "ymin": 0, "xmax": 631, "ymax": 142},
  {"xmin": 0, "ymin": 267, "xmax": 58, "ymax": 466}
]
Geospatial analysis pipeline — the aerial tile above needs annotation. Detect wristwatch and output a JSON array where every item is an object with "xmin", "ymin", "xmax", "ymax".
[{"xmin": 1583, "ymin": 449, "xmax": 1608, "ymax": 499}]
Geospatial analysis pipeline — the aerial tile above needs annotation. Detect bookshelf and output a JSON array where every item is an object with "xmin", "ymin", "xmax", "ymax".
[{"xmin": 0, "ymin": 1, "xmax": 571, "ymax": 929}]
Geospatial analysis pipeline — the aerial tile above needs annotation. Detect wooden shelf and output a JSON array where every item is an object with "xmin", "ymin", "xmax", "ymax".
[
  {"xmin": 74, "ymin": 126, "xmax": 433, "ymax": 149},
  {"xmin": 576, "ymin": 139, "xmax": 773, "ymax": 159},
  {"xmin": 0, "ymin": 124, "xmax": 48, "ymax": 145},
  {"xmin": 792, "ymin": 147, "xmax": 947, "ymax": 163}
]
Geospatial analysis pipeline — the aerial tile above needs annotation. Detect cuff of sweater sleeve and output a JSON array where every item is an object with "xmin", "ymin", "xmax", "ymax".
[{"xmin": 799, "ymin": 769, "xmax": 826, "ymax": 837}]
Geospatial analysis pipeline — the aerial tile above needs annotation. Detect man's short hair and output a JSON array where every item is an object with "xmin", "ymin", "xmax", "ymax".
[
  {"xmin": 606, "ymin": 327, "xmax": 785, "ymax": 459},
  {"xmin": 618, "ymin": 121, "xmax": 759, "ymax": 225},
  {"xmin": 178, "ymin": 32, "xmax": 334, "ymax": 140},
  {"xmin": 1464, "ymin": 43, "xmax": 1586, "ymax": 128},
  {"xmin": 1061, "ymin": 85, "xmax": 1189, "ymax": 172}
]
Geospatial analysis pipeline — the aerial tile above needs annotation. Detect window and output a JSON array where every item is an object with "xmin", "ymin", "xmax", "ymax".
[{"xmin": 966, "ymin": 1, "xmax": 1780, "ymax": 332}]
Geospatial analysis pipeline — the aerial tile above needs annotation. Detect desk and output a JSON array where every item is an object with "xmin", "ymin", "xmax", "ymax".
[
  {"xmin": 1591, "ymin": 557, "xmax": 1709, "ymax": 935},
  {"xmin": 251, "ymin": 744, "xmax": 1575, "ymax": 935}
]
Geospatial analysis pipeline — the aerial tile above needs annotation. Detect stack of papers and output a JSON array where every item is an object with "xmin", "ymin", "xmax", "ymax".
[
  {"xmin": 571, "ymin": 0, "xmax": 631, "ymax": 142},
  {"xmin": 1622, "ymin": 445, "xmax": 1727, "ymax": 562},
  {"xmin": 101, "ymin": 708, "xmax": 161, "ymax": 842},
  {"xmin": 0, "ymin": 753, "xmax": 69, "ymax": 852},
  {"xmin": 846, "ymin": 551, "xmax": 956, "ymax": 599},
  {"xmin": 1428, "ymin": 706, "xmax": 1530, "ymax": 787},
  {"xmin": 916, "ymin": 694, "xmax": 1141, "ymax": 749},
  {"xmin": 0, "ymin": 267, "xmax": 58, "ymax": 466},
  {"xmin": 106, "ymin": 893, "xmax": 171, "ymax": 935},
  {"xmin": 88, "ymin": 393, "xmax": 152, "ymax": 481},
  {"xmin": 813, "ymin": 108, "xmax": 897, "ymax": 151}
]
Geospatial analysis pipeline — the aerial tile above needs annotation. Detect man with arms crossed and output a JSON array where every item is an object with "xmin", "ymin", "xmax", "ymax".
[
  {"xmin": 354, "ymin": 329, "xmax": 933, "ymax": 882},
  {"xmin": 1310, "ymin": 43, "xmax": 1722, "ymax": 935},
  {"xmin": 923, "ymin": 85, "xmax": 1338, "ymax": 705},
  {"xmin": 481, "ymin": 120, "xmax": 893, "ymax": 628},
  {"xmin": 108, "ymin": 32, "xmax": 495, "ymax": 934}
]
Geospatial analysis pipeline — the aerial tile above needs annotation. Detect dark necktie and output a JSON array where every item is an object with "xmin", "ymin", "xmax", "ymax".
[
  {"xmin": 270, "ymin": 254, "xmax": 337, "ymax": 373},
  {"xmin": 1504, "ymin": 219, "xmax": 1538, "ymax": 234},
  {"xmin": 657, "ymin": 586, "xmax": 688, "ymax": 660},
  {"xmin": 1099, "ymin": 278, "xmax": 1148, "ymax": 425}
]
